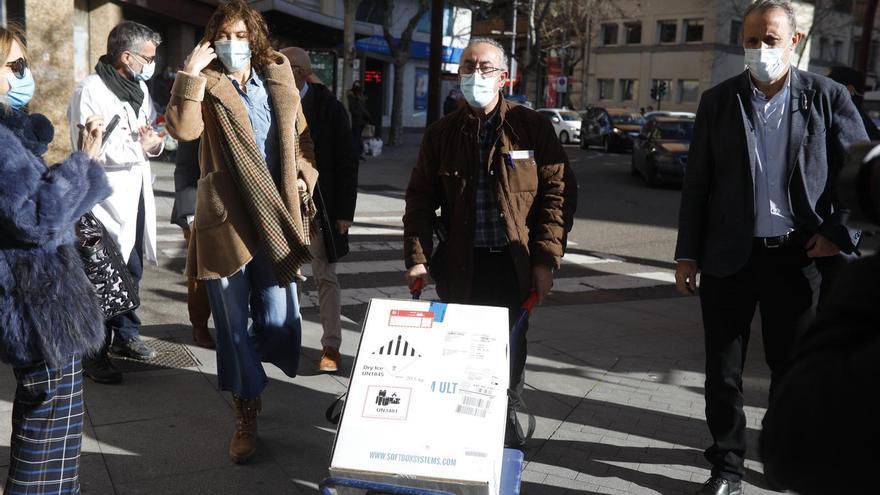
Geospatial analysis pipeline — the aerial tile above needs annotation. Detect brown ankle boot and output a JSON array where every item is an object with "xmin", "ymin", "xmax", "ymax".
[{"xmin": 229, "ymin": 395, "xmax": 260, "ymax": 464}]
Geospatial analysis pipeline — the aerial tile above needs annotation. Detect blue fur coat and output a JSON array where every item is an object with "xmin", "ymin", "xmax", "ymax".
[{"xmin": 0, "ymin": 106, "xmax": 111, "ymax": 368}]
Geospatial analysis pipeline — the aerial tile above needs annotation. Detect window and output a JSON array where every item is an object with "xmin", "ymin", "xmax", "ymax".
[
  {"xmin": 684, "ymin": 19, "xmax": 704, "ymax": 43},
  {"xmin": 872, "ymin": 40, "xmax": 880, "ymax": 74},
  {"xmin": 820, "ymin": 37, "xmax": 832, "ymax": 61},
  {"xmin": 729, "ymin": 20, "xmax": 742, "ymax": 45},
  {"xmin": 651, "ymin": 79, "xmax": 672, "ymax": 102},
  {"xmin": 658, "ymin": 20, "xmax": 677, "ymax": 43},
  {"xmin": 834, "ymin": 40, "xmax": 844, "ymax": 62},
  {"xmin": 356, "ymin": 0, "xmax": 386, "ymax": 25},
  {"xmin": 602, "ymin": 24, "xmax": 619, "ymax": 45},
  {"xmin": 620, "ymin": 79, "xmax": 638, "ymax": 101},
  {"xmin": 852, "ymin": 36, "xmax": 861, "ymax": 66},
  {"xmin": 598, "ymin": 78, "xmax": 614, "ymax": 100},
  {"xmin": 625, "ymin": 22, "xmax": 642, "ymax": 44},
  {"xmin": 679, "ymin": 80, "xmax": 700, "ymax": 103}
]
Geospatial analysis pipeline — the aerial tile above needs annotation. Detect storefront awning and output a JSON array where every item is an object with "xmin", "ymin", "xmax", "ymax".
[{"xmin": 354, "ymin": 36, "xmax": 464, "ymax": 63}]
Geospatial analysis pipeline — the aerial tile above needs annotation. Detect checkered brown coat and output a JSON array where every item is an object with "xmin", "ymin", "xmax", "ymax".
[{"xmin": 165, "ymin": 52, "xmax": 319, "ymax": 284}]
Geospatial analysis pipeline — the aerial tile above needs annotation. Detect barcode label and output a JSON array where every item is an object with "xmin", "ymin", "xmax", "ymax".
[{"xmin": 455, "ymin": 395, "xmax": 491, "ymax": 417}]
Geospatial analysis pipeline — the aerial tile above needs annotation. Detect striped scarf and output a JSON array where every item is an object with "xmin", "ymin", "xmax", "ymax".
[{"xmin": 208, "ymin": 97, "xmax": 313, "ymax": 286}]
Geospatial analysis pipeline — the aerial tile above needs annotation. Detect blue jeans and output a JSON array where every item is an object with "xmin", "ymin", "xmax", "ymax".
[
  {"xmin": 106, "ymin": 191, "xmax": 144, "ymax": 343},
  {"xmin": 205, "ymin": 250, "xmax": 302, "ymax": 399}
]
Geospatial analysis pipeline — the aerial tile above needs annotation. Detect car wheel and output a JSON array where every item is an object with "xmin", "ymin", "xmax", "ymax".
[
  {"xmin": 560, "ymin": 131, "xmax": 570, "ymax": 145},
  {"xmin": 603, "ymin": 136, "xmax": 612, "ymax": 153}
]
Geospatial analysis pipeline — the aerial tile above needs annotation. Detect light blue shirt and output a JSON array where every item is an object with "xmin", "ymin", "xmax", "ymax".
[
  {"xmin": 300, "ymin": 81, "xmax": 310, "ymax": 98},
  {"xmin": 231, "ymin": 68, "xmax": 281, "ymax": 183},
  {"xmin": 750, "ymin": 72, "xmax": 796, "ymax": 237}
]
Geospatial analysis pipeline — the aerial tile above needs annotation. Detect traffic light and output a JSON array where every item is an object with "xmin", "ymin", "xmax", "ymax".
[
  {"xmin": 650, "ymin": 86, "xmax": 658, "ymax": 101},
  {"xmin": 658, "ymin": 81, "xmax": 668, "ymax": 98}
]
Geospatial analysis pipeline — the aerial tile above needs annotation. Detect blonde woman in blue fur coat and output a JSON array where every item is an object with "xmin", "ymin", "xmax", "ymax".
[{"xmin": 0, "ymin": 26, "xmax": 110, "ymax": 494}]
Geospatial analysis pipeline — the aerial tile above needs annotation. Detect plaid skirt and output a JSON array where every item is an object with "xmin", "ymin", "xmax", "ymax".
[{"xmin": 4, "ymin": 358, "xmax": 84, "ymax": 495}]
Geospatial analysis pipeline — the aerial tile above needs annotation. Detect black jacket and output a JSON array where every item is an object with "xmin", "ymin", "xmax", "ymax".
[
  {"xmin": 170, "ymin": 138, "xmax": 200, "ymax": 229},
  {"xmin": 302, "ymin": 83, "xmax": 359, "ymax": 260},
  {"xmin": 760, "ymin": 254, "xmax": 880, "ymax": 494},
  {"xmin": 675, "ymin": 68, "xmax": 868, "ymax": 277}
]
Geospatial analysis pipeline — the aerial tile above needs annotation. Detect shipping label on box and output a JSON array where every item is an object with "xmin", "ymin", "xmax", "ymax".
[{"xmin": 330, "ymin": 298, "xmax": 510, "ymax": 495}]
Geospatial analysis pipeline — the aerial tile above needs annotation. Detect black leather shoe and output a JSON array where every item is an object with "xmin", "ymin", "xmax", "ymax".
[
  {"xmin": 695, "ymin": 477, "xmax": 742, "ymax": 495},
  {"xmin": 83, "ymin": 354, "xmax": 122, "ymax": 384}
]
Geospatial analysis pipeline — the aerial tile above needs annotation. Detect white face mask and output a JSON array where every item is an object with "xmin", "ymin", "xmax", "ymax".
[
  {"xmin": 744, "ymin": 46, "xmax": 788, "ymax": 83},
  {"xmin": 460, "ymin": 73, "xmax": 499, "ymax": 109},
  {"xmin": 215, "ymin": 40, "xmax": 252, "ymax": 73}
]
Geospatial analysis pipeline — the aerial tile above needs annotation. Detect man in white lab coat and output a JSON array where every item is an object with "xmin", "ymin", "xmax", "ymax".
[{"xmin": 68, "ymin": 21, "xmax": 164, "ymax": 384}]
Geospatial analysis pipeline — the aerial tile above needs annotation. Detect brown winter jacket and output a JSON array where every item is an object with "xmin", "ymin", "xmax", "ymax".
[
  {"xmin": 403, "ymin": 98, "xmax": 566, "ymax": 302},
  {"xmin": 165, "ymin": 52, "xmax": 318, "ymax": 280}
]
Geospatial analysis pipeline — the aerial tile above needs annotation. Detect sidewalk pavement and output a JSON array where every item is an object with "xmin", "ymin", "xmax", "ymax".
[{"xmin": 0, "ymin": 135, "xmax": 780, "ymax": 494}]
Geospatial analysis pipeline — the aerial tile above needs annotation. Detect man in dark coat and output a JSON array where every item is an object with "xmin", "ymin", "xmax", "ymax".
[
  {"xmin": 674, "ymin": 2, "xmax": 868, "ymax": 494},
  {"xmin": 347, "ymin": 80, "xmax": 370, "ymax": 159},
  {"xmin": 403, "ymin": 39, "xmax": 567, "ymax": 449},
  {"xmin": 282, "ymin": 47, "xmax": 359, "ymax": 373},
  {"xmin": 170, "ymin": 138, "xmax": 215, "ymax": 349}
]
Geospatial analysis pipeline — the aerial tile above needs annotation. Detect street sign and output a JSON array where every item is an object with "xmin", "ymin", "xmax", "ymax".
[{"xmin": 556, "ymin": 76, "xmax": 568, "ymax": 93}]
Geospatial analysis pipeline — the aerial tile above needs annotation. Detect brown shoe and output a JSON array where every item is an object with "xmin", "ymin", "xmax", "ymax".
[
  {"xmin": 229, "ymin": 395, "xmax": 260, "ymax": 464},
  {"xmin": 192, "ymin": 326, "xmax": 216, "ymax": 349},
  {"xmin": 318, "ymin": 346, "xmax": 341, "ymax": 372}
]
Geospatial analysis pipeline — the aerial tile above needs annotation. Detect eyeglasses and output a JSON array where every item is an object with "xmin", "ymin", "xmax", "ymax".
[
  {"xmin": 128, "ymin": 52, "xmax": 156, "ymax": 64},
  {"xmin": 4, "ymin": 57, "xmax": 27, "ymax": 79},
  {"xmin": 458, "ymin": 63, "xmax": 503, "ymax": 76}
]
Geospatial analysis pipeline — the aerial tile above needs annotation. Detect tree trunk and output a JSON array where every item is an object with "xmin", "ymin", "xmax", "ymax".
[
  {"xmin": 342, "ymin": 0, "xmax": 361, "ymax": 110},
  {"xmin": 390, "ymin": 59, "xmax": 406, "ymax": 145}
]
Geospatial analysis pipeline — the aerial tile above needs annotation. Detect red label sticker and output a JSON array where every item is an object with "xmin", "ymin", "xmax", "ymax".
[{"xmin": 388, "ymin": 310, "xmax": 434, "ymax": 328}]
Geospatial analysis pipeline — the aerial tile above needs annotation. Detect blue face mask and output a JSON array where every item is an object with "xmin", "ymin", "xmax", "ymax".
[
  {"xmin": 214, "ymin": 40, "xmax": 252, "ymax": 73},
  {"xmin": 128, "ymin": 59, "xmax": 156, "ymax": 82},
  {"xmin": 4, "ymin": 67, "xmax": 36, "ymax": 109}
]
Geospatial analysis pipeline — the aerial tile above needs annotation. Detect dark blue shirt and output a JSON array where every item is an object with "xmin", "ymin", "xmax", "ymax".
[{"xmin": 231, "ymin": 68, "xmax": 281, "ymax": 182}]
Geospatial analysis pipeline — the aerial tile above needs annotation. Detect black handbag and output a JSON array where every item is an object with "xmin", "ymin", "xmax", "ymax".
[{"xmin": 75, "ymin": 212, "xmax": 139, "ymax": 321}]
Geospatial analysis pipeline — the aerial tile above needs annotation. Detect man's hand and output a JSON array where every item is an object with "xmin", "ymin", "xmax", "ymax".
[
  {"xmin": 138, "ymin": 125, "xmax": 163, "ymax": 154},
  {"xmin": 336, "ymin": 220, "xmax": 352, "ymax": 234},
  {"xmin": 805, "ymin": 233, "xmax": 841, "ymax": 258},
  {"xmin": 405, "ymin": 263, "xmax": 429, "ymax": 290},
  {"xmin": 532, "ymin": 265, "xmax": 554, "ymax": 304},
  {"xmin": 675, "ymin": 260, "xmax": 698, "ymax": 296},
  {"xmin": 183, "ymin": 42, "xmax": 217, "ymax": 75},
  {"xmin": 78, "ymin": 116, "xmax": 104, "ymax": 159}
]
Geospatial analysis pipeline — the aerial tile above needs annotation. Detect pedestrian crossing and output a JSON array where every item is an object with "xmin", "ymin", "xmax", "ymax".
[{"xmin": 153, "ymin": 214, "xmax": 678, "ymax": 312}]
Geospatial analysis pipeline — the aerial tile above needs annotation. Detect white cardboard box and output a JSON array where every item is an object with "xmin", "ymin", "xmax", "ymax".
[{"xmin": 329, "ymin": 298, "xmax": 510, "ymax": 495}]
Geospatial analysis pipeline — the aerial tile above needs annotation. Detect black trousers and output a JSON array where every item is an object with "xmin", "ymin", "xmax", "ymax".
[
  {"xmin": 467, "ymin": 248, "xmax": 528, "ymax": 393},
  {"xmin": 699, "ymin": 242, "xmax": 818, "ymax": 481}
]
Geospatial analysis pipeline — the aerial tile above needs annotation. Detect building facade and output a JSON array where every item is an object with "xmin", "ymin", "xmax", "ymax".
[
  {"xmin": 577, "ymin": 0, "xmax": 821, "ymax": 112},
  {"xmin": 1, "ymin": 0, "xmax": 470, "ymax": 160}
]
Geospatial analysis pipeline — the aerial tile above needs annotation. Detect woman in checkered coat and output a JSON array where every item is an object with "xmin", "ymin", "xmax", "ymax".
[{"xmin": 1, "ymin": 26, "xmax": 110, "ymax": 494}]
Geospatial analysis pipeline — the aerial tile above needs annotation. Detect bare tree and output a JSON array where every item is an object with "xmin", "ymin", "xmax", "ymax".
[
  {"xmin": 540, "ymin": 0, "xmax": 626, "ymax": 107},
  {"xmin": 342, "ymin": 0, "xmax": 363, "ymax": 110},
  {"xmin": 382, "ymin": 0, "xmax": 429, "ymax": 146}
]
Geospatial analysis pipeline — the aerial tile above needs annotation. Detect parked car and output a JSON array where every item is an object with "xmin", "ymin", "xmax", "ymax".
[
  {"xmin": 630, "ymin": 116, "xmax": 695, "ymax": 186},
  {"xmin": 580, "ymin": 107, "xmax": 646, "ymax": 152},
  {"xmin": 537, "ymin": 108, "xmax": 582, "ymax": 144},
  {"xmin": 643, "ymin": 110, "xmax": 696, "ymax": 120}
]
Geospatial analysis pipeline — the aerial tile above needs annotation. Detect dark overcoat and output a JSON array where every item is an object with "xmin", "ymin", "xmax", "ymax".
[{"xmin": 301, "ymin": 83, "xmax": 358, "ymax": 260}]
